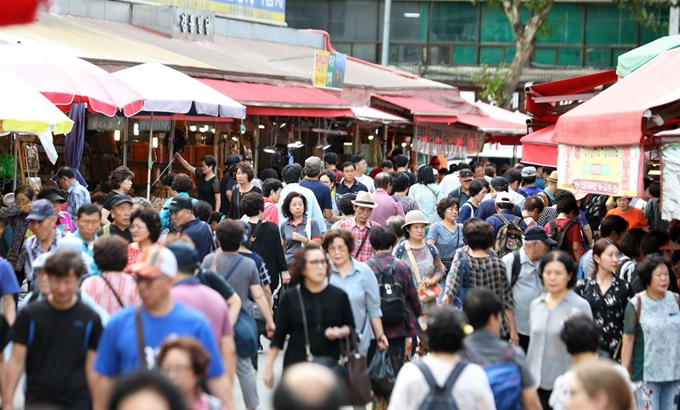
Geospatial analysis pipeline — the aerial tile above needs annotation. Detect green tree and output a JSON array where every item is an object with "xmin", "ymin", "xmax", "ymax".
[{"xmin": 482, "ymin": 0, "xmax": 668, "ymax": 108}]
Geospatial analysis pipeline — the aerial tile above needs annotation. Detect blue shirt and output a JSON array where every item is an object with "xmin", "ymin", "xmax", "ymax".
[
  {"xmin": 73, "ymin": 231, "xmax": 101, "ymax": 276},
  {"xmin": 486, "ymin": 210, "xmax": 528, "ymax": 237},
  {"xmin": 0, "ymin": 258, "xmax": 20, "ymax": 296},
  {"xmin": 66, "ymin": 181, "xmax": 91, "ymax": 218},
  {"xmin": 475, "ymin": 199, "xmax": 522, "ymax": 221},
  {"xmin": 536, "ymin": 178, "xmax": 546, "ymax": 190},
  {"xmin": 179, "ymin": 219, "xmax": 214, "ymax": 263},
  {"xmin": 524, "ymin": 185, "xmax": 542, "ymax": 197},
  {"xmin": 300, "ymin": 179, "xmax": 333, "ymax": 211},
  {"xmin": 94, "ymin": 303, "xmax": 224, "ymax": 378}
]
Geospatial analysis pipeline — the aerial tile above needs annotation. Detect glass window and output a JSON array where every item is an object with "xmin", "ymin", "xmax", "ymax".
[
  {"xmin": 329, "ymin": 0, "xmax": 379, "ymax": 41},
  {"xmin": 286, "ymin": 0, "xmax": 329, "ymax": 31},
  {"xmin": 352, "ymin": 43, "xmax": 378, "ymax": 63},
  {"xmin": 333, "ymin": 43, "xmax": 352, "ymax": 56},
  {"xmin": 429, "ymin": 46, "xmax": 452, "ymax": 64},
  {"xmin": 429, "ymin": 3, "xmax": 479, "ymax": 42},
  {"xmin": 480, "ymin": 46, "xmax": 504, "ymax": 64},
  {"xmin": 392, "ymin": 44, "xmax": 422, "ymax": 63},
  {"xmin": 534, "ymin": 48, "xmax": 556, "ymax": 65},
  {"xmin": 481, "ymin": 4, "xmax": 527, "ymax": 43},
  {"xmin": 454, "ymin": 46, "xmax": 478, "ymax": 64},
  {"xmin": 585, "ymin": 48, "xmax": 612, "ymax": 67},
  {"xmin": 558, "ymin": 48, "xmax": 582, "ymax": 66},
  {"xmin": 640, "ymin": 7, "xmax": 669, "ymax": 44},
  {"xmin": 379, "ymin": 2, "xmax": 423, "ymax": 42},
  {"xmin": 586, "ymin": 4, "xmax": 637, "ymax": 46},
  {"xmin": 505, "ymin": 47, "xmax": 516, "ymax": 64},
  {"xmin": 537, "ymin": 4, "xmax": 584, "ymax": 45}
]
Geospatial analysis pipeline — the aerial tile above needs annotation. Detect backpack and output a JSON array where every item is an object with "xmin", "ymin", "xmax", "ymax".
[
  {"xmin": 548, "ymin": 219, "xmax": 577, "ymax": 253},
  {"xmin": 585, "ymin": 194, "xmax": 608, "ymax": 234},
  {"xmin": 510, "ymin": 251, "xmax": 522, "ymax": 288},
  {"xmin": 464, "ymin": 345, "xmax": 522, "ymax": 410},
  {"xmin": 494, "ymin": 214, "xmax": 524, "ymax": 258},
  {"xmin": 416, "ymin": 360, "xmax": 468, "ymax": 410},
  {"xmin": 367, "ymin": 259, "xmax": 406, "ymax": 323}
]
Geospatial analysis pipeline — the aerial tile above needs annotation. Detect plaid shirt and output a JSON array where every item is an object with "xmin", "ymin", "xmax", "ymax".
[
  {"xmin": 335, "ymin": 217, "xmax": 377, "ymax": 263},
  {"xmin": 366, "ymin": 252, "xmax": 422, "ymax": 339},
  {"xmin": 446, "ymin": 253, "xmax": 514, "ymax": 335},
  {"xmin": 22, "ymin": 229, "xmax": 67, "ymax": 281}
]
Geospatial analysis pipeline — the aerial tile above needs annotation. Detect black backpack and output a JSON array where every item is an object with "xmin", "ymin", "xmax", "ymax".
[
  {"xmin": 368, "ymin": 259, "xmax": 406, "ymax": 323},
  {"xmin": 585, "ymin": 194, "xmax": 608, "ymax": 234},
  {"xmin": 549, "ymin": 219, "xmax": 578, "ymax": 252},
  {"xmin": 416, "ymin": 361, "xmax": 467, "ymax": 410}
]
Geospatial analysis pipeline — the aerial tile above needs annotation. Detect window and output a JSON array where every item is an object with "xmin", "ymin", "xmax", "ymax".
[
  {"xmin": 328, "ymin": 0, "xmax": 379, "ymax": 41},
  {"xmin": 454, "ymin": 46, "xmax": 478, "ymax": 64},
  {"xmin": 534, "ymin": 48, "xmax": 556, "ymax": 65},
  {"xmin": 379, "ymin": 2, "xmax": 423, "ymax": 42},
  {"xmin": 537, "ymin": 4, "xmax": 584, "ymax": 45},
  {"xmin": 558, "ymin": 48, "xmax": 582, "ymax": 66},
  {"xmin": 429, "ymin": 2, "xmax": 478, "ymax": 42},
  {"xmin": 286, "ymin": 0, "xmax": 328, "ymax": 31},
  {"xmin": 586, "ymin": 5, "xmax": 637, "ymax": 46},
  {"xmin": 480, "ymin": 46, "xmax": 504, "ymax": 64},
  {"xmin": 480, "ymin": 4, "xmax": 527, "ymax": 43},
  {"xmin": 585, "ymin": 48, "xmax": 612, "ymax": 67},
  {"xmin": 429, "ymin": 45, "xmax": 452, "ymax": 64},
  {"xmin": 352, "ymin": 43, "xmax": 378, "ymax": 63}
]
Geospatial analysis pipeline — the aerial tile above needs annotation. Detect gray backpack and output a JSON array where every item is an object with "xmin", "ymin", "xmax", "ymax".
[{"xmin": 416, "ymin": 361, "xmax": 468, "ymax": 410}]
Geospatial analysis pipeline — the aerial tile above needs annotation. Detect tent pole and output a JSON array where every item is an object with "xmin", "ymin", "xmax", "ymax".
[
  {"xmin": 168, "ymin": 120, "xmax": 176, "ymax": 187},
  {"xmin": 12, "ymin": 133, "xmax": 17, "ymax": 191},
  {"xmin": 123, "ymin": 117, "xmax": 128, "ymax": 167},
  {"xmin": 147, "ymin": 113, "xmax": 154, "ymax": 199},
  {"xmin": 253, "ymin": 116, "xmax": 259, "ymax": 178}
]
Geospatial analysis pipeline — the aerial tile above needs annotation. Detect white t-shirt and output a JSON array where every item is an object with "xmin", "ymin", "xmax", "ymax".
[
  {"xmin": 439, "ymin": 172, "xmax": 461, "ymax": 197},
  {"xmin": 356, "ymin": 174, "xmax": 375, "ymax": 192},
  {"xmin": 388, "ymin": 356, "xmax": 497, "ymax": 410}
]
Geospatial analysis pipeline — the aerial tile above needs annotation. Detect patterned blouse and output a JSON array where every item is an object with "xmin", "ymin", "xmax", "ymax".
[
  {"xmin": 394, "ymin": 241, "xmax": 446, "ymax": 315},
  {"xmin": 574, "ymin": 275, "xmax": 633, "ymax": 359}
]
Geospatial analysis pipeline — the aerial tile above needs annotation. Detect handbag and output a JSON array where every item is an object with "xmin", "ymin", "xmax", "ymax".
[
  {"xmin": 340, "ymin": 328, "xmax": 372, "ymax": 406},
  {"xmin": 296, "ymin": 286, "xmax": 346, "ymax": 381},
  {"xmin": 405, "ymin": 242, "xmax": 441, "ymax": 303},
  {"xmin": 213, "ymin": 252, "xmax": 258, "ymax": 359}
]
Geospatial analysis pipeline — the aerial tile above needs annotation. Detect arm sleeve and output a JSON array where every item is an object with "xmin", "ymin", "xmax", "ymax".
[
  {"xmin": 427, "ymin": 223, "xmax": 440, "ymax": 243},
  {"xmin": 212, "ymin": 178, "xmax": 220, "ymax": 194},
  {"xmin": 497, "ymin": 262, "xmax": 514, "ymax": 309},
  {"xmin": 364, "ymin": 270, "xmax": 382, "ymax": 319},
  {"xmin": 159, "ymin": 200, "xmax": 171, "ymax": 230},
  {"xmin": 0, "ymin": 206, "xmax": 20, "ymax": 222},
  {"xmin": 445, "ymin": 260, "xmax": 461, "ymax": 300},
  {"xmin": 322, "ymin": 189, "xmax": 332, "ymax": 211},
  {"xmin": 248, "ymin": 261, "xmax": 260, "ymax": 286},
  {"xmin": 270, "ymin": 291, "xmax": 291, "ymax": 349},
  {"xmin": 310, "ymin": 219, "xmax": 321, "ymax": 239},
  {"xmin": 9, "ymin": 308, "xmax": 30, "ymax": 345},
  {"xmin": 623, "ymin": 300, "xmax": 638, "ymax": 335},
  {"xmin": 88, "ymin": 316, "xmax": 104, "ymax": 351},
  {"xmin": 0, "ymin": 262, "xmax": 20, "ymax": 295},
  {"xmin": 310, "ymin": 197, "xmax": 327, "ymax": 234}
]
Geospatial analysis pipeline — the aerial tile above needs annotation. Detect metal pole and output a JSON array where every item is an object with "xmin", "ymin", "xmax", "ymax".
[
  {"xmin": 253, "ymin": 116, "xmax": 259, "ymax": 177},
  {"xmin": 380, "ymin": 0, "xmax": 392, "ymax": 66},
  {"xmin": 12, "ymin": 133, "xmax": 17, "ymax": 191},
  {"xmin": 168, "ymin": 120, "xmax": 176, "ymax": 177},
  {"xmin": 123, "ymin": 117, "xmax": 128, "ymax": 167},
  {"xmin": 147, "ymin": 113, "xmax": 154, "ymax": 199}
]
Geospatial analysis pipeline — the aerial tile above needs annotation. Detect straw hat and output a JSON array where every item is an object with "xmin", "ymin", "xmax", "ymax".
[
  {"xmin": 401, "ymin": 210, "xmax": 431, "ymax": 229},
  {"xmin": 572, "ymin": 191, "xmax": 587, "ymax": 201},
  {"xmin": 351, "ymin": 191, "xmax": 378, "ymax": 209},
  {"xmin": 547, "ymin": 171, "xmax": 559, "ymax": 183}
]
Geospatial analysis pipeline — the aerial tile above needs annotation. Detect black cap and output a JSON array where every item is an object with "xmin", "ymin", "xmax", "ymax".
[
  {"xmin": 491, "ymin": 177, "xmax": 509, "ymax": 191},
  {"xmin": 226, "ymin": 154, "xmax": 243, "ymax": 166},
  {"xmin": 165, "ymin": 241, "xmax": 199, "ymax": 272},
  {"xmin": 459, "ymin": 169, "xmax": 474, "ymax": 180},
  {"xmin": 524, "ymin": 226, "xmax": 557, "ymax": 245},
  {"xmin": 166, "ymin": 196, "xmax": 194, "ymax": 211},
  {"xmin": 111, "ymin": 194, "xmax": 134, "ymax": 207}
]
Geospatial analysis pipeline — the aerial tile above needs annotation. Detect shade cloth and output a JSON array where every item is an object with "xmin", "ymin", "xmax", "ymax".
[
  {"xmin": 617, "ymin": 35, "xmax": 680, "ymax": 78},
  {"xmin": 520, "ymin": 125, "xmax": 558, "ymax": 167}
]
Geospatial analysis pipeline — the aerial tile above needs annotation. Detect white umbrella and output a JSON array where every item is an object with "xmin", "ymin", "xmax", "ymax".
[{"xmin": 113, "ymin": 62, "xmax": 246, "ymax": 198}]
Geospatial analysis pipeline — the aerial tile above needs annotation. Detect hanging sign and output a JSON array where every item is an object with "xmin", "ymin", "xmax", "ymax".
[
  {"xmin": 412, "ymin": 124, "xmax": 483, "ymax": 158},
  {"xmin": 661, "ymin": 142, "xmax": 680, "ymax": 221},
  {"xmin": 313, "ymin": 50, "xmax": 347, "ymax": 90},
  {"xmin": 557, "ymin": 144, "xmax": 642, "ymax": 197}
]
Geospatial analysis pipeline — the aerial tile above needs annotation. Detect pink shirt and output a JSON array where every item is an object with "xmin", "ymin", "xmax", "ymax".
[
  {"xmin": 369, "ymin": 190, "xmax": 405, "ymax": 226},
  {"xmin": 171, "ymin": 280, "xmax": 234, "ymax": 344},
  {"xmin": 80, "ymin": 272, "xmax": 140, "ymax": 315},
  {"xmin": 263, "ymin": 197, "xmax": 279, "ymax": 225}
]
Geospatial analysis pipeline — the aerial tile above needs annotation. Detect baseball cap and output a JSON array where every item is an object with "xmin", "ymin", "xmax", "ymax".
[
  {"xmin": 26, "ymin": 199, "xmax": 55, "ymax": 221},
  {"xmin": 111, "ymin": 194, "xmax": 134, "ymax": 207},
  {"xmin": 130, "ymin": 245, "xmax": 178, "ymax": 278},
  {"xmin": 166, "ymin": 196, "xmax": 194, "ymax": 211},
  {"xmin": 495, "ymin": 192, "xmax": 513, "ymax": 205},
  {"xmin": 226, "ymin": 154, "xmax": 244, "ymax": 166},
  {"xmin": 523, "ymin": 226, "xmax": 557, "ymax": 245},
  {"xmin": 41, "ymin": 192, "xmax": 66, "ymax": 203},
  {"xmin": 491, "ymin": 177, "xmax": 509, "ymax": 191},
  {"xmin": 304, "ymin": 156, "xmax": 323, "ymax": 173},
  {"xmin": 521, "ymin": 166, "xmax": 537, "ymax": 178},
  {"xmin": 459, "ymin": 169, "xmax": 474, "ymax": 181},
  {"xmin": 165, "ymin": 241, "xmax": 199, "ymax": 272}
]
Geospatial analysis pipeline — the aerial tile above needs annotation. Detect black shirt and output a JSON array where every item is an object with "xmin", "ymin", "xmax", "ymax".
[
  {"xmin": 249, "ymin": 220, "xmax": 287, "ymax": 291},
  {"xmin": 230, "ymin": 185, "xmax": 262, "ymax": 220},
  {"xmin": 220, "ymin": 174, "xmax": 236, "ymax": 215},
  {"xmin": 195, "ymin": 169, "xmax": 220, "ymax": 210},
  {"xmin": 11, "ymin": 299, "xmax": 103, "ymax": 409},
  {"xmin": 336, "ymin": 179, "xmax": 368, "ymax": 195},
  {"xmin": 99, "ymin": 224, "xmax": 133, "ymax": 244},
  {"xmin": 271, "ymin": 284, "xmax": 355, "ymax": 369}
]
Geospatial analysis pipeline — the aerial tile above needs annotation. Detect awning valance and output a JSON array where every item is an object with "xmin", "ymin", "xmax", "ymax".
[
  {"xmin": 371, "ymin": 95, "xmax": 460, "ymax": 123},
  {"xmin": 520, "ymin": 125, "xmax": 557, "ymax": 167},
  {"xmin": 197, "ymin": 79, "xmax": 353, "ymax": 117}
]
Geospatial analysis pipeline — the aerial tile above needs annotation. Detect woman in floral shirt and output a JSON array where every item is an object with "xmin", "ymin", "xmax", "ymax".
[{"xmin": 575, "ymin": 238, "xmax": 633, "ymax": 360}]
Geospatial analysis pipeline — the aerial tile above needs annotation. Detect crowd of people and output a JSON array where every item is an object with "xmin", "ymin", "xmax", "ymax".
[{"xmin": 0, "ymin": 149, "xmax": 676, "ymax": 410}]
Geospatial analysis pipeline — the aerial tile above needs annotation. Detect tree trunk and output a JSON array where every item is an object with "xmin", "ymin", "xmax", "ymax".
[{"xmin": 500, "ymin": 37, "xmax": 536, "ymax": 109}]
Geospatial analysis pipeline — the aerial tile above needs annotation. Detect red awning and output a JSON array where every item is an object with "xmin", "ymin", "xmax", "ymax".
[
  {"xmin": 525, "ymin": 70, "xmax": 618, "ymax": 118},
  {"xmin": 371, "ymin": 95, "xmax": 460, "ymax": 123},
  {"xmin": 520, "ymin": 125, "xmax": 557, "ymax": 167},
  {"xmin": 456, "ymin": 114, "xmax": 526, "ymax": 135},
  {"xmin": 198, "ymin": 79, "xmax": 353, "ymax": 117},
  {"xmin": 555, "ymin": 48, "xmax": 680, "ymax": 147}
]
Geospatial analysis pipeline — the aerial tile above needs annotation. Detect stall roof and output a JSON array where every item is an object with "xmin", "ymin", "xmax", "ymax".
[
  {"xmin": 0, "ymin": 13, "xmax": 466, "ymax": 108},
  {"xmin": 473, "ymin": 101, "xmax": 530, "ymax": 125},
  {"xmin": 197, "ymin": 79, "xmax": 353, "ymax": 117},
  {"xmin": 350, "ymin": 106, "xmax": 409, "ymax": 124},
  {"xmin": 525, "ymin": 70, "xmax": 618, "ymax": 118},
  {"xmin": 520, "ymin": 125, "xmax": 557, "ymax": 167},
  {"xmin": 617, "ymin": 35, "xmax": 680, "ymax": 78},
  {"xmin": 456, "ymin": 114, "xmax": 526, "ymax": 135},
  {"xmin": 555, "ymin": 48, "xmax": 680, "ymax": 147},
  {"xmin": 370, "ymin": 95, "xmax": 460, "ymax": 123}
]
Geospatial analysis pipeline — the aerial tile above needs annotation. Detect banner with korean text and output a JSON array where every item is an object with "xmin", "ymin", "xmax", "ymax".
[
  {"xmin": 557, "ymin": 144, "xmax": 642, "ymax": 197},
  {"xmin": 144, "ymin": 0, "xmax": 286, "ymax": 24},
  {"xmin": 412, "ymin": 124, "xmax": 484, "ymax": 158},
  {"xmin": 313, "ymin": 50, "xmax": 347, "ymax": 90}
]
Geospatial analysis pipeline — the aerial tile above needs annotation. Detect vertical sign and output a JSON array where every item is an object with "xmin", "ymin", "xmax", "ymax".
[{"xmin": 313, "ymin": 50, "xmax": 347, "ymax": 90}]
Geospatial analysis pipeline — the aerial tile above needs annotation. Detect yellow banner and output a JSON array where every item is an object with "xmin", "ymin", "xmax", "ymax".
[
  {"xmin": 557, "ymin": 144, "xmax": 642, "ymax": 197},
  {"xmin": 145, "ymin": 0, "xmax": 286, "ymax": 23}
]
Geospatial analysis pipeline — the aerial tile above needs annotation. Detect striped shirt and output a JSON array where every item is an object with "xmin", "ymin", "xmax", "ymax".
[{"xmin": 80, "ymin": 272, "xmax": 139, "ymax": 315}]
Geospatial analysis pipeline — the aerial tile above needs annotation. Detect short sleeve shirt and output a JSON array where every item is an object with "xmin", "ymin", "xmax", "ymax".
[
  {"xmin": 300, "ymin": 179, "xmax": 333, "ymax": 211},
  {"xmin": 606, "ymin": 207, "xmax": 648, "ymax": 230},
  {"xmin": 195, "ymin": 169, "xmax": 220, "ymax": 210},
  {"xmin": 544, "ymin": 217, "xmax": 583, "ymax": 260},
  {"xmin": 280, "ymin": 217, "xmax": 321, "ymax": 266}
]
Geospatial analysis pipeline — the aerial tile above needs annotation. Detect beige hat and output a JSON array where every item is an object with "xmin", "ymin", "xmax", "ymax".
[
  {"xmin": 547, "ymin": 170, "xmax": 559, "ymax": 183},
  {"xmin": 401, "ymin": 210, "xmax": 431, "ymax": 229},
  {"xmin": 572, "ymin": 191, "xmax": 587, "ymax": 201},
  {"xmin": 351, "ymin": 191, "xmax": 378, "ymax": 209}
]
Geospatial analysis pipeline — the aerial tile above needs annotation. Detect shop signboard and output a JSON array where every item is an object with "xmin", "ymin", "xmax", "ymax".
[
  {"xmin": 143, "ymin": 0, "xmax": 286, "ymax": 24},
  {"xmin": 661, "ymin": 142, "xmax": 680, "ymax": 220},
  {"xmin": 313, "ymin": 50, "xmax": 347, "ymax": 90},
  {"xmin": 412, "ymin": 124, "xmax": 484, "ymax": 158},
  {"xmin": 86, "ymin": 115, "xmax": 171, "ymax": 133},
  {"xmin": 557, "ymin": 144, "xmax": 642, "ymax": 197}
]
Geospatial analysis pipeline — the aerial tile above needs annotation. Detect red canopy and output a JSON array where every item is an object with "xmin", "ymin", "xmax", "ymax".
[
  {"xmin": 198, "ymin": 79, "xmax": 353, "ymax": 117},
  {"xmin": 520, "ymin": 125, "xmax": 557, "ymax": 167},
  {"xmin": 371, "ymin": 95, "xmax": 459, "ymax": 123},
  {"xmin": 555, "ymin": 48, "xmax": 680, "ymax": 147},
  {"xmin": 525, "ymin": 70, "xmax": 618, "ymax": 118}
]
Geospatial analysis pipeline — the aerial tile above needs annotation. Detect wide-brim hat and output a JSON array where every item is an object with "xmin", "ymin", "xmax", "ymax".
[
  {"xmin": 401, "ymin": 210, "xmax": 431, "ymax": 229},
  {"xmin": 351, "ymin": 191, "xmax": 378, "ymax": 209},
  {"xmin": 547, "ymin": 171, "xmax": 559, "ymax": 183}
]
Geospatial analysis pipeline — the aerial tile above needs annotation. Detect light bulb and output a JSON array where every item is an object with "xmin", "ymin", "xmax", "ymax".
[
  {"xmin": 211, "ymin": 128, "xmax": 216, "ymax": 133},
  {"xmin": 189, "ymin": 125, "xmax": 197, "ymax": 132},
  {"xmin": 258, "ymin": 124, "xmax": 265, "ymax": 129},
  {"xmin": 113, "ymin": 130, "xmax": 120, "ymax": 141},
  {"xmin": 368, "ymin": 135, "xmax": 374, "ymax": 141},
  {"xmin": 133, "ymin": 123, "xmax": 139, "ymax": 136},
  {"xmin": 152, "ymin": 137, "xmax": 158, "ymax": 148}
]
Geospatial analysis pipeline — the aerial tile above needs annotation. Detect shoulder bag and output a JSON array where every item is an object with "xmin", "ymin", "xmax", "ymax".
[
  {"xmin": 339, "ymin": 327, "xmax": 372, "ymax": 406},
  {"xmin": 100, "ymin": 273, "xmax": 125, "ymax": 308},
  {"xmin": 406, "ymin": 242, "xmax": 441, "ymax": 303}
]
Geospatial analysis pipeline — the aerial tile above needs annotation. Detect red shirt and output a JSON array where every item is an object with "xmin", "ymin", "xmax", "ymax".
[
  {"xmin": 544, "ymin": 217, "xmax": 583, "ymax": 261},
  {"xmin": 263, "ymin": 197, "xmax": 279, "ymax": 225}
]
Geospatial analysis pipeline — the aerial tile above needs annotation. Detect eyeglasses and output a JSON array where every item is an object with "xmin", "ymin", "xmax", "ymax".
[
  {"xmin": 129, "ymin": 224, "xmax": 147, "ymax": 231},
  {"xmin": 307, "ymin": 259, "xmax": 328, "ymax": 266}
]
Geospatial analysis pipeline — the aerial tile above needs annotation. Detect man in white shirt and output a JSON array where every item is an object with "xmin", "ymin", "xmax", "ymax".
[
  {"xmin": 350, "ymin": 154, "xmax": 375, "ymax": 192},
  {"xmin": 439, "ymin": 164, "xmax": 468, "ymax": 197}
]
